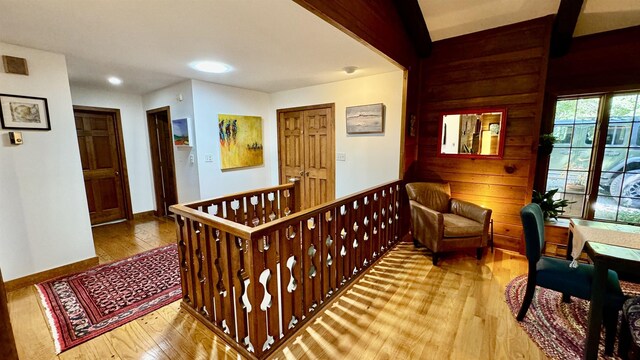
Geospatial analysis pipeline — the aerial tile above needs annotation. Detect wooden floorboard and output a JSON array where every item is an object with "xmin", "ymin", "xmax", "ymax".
[{"xmin": 7, "ymin": 214, "xmax": 547, "ymax": 359}]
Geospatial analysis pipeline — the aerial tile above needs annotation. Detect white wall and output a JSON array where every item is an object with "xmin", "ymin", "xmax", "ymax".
[
  {"xmin": 0, "ymin": 43, "xmax": 95, "ymax": 281},
  {"xmin": 70, "ymin": 86, "xmax": 154, "ymax": 213},
  {"xmin": 142, "ymin": 81, "xmax": 200, "ymax": 203},
  {"xmin": 442, "ymin": 114, "xmax": 460, "ymax": 154},
  {"xmin": 270, "ymin": 71, "xmax": 404, "ymax": 197},
  {"xmin": 191, "ymin": 80, "xmax": 273, "ymax": 199}
]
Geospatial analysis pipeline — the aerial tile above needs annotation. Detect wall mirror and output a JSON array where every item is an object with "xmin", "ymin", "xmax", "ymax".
[{"xmin": 438, "ymin": 108, "xmax": 507, "ymax": 159}]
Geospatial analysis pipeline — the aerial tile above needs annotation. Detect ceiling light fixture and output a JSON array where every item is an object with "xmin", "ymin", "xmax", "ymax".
[
  {"xmin": 108, "ymin": 76, "xmax": 123, "ymax": 85},
  {"xmin": 190, "ymin": 61, "xmax": 232, "ymax": 74},
  {"xmin": 343, "ymin": 66, "xmax": 358, "ymax": 74}
]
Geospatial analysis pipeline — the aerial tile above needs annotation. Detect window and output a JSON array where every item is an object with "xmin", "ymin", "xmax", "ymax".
[{"xmin": 545, "ymin": 92, "xmax": 640, "ymax": 224}]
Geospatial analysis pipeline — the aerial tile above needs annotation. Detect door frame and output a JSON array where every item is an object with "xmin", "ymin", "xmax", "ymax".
[
  {"xmin": 146, "ymin": 106, "xmax": 178, "ymax": 217},
  {"xmin": 276, "ymin": 103, "xmax": 336, "ymax": 204},
  {"xmin": 73, "ymin": 105, "xmax": 134, "ymax": 221}
]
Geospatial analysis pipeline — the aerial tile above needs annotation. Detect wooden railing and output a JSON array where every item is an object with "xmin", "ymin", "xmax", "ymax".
[{"xmin": 170, "ymin": 179, "xmax": 403, "ymax": 359}]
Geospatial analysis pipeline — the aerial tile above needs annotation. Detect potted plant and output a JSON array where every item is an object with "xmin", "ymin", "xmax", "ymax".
[
  {"xmin": 539, "ymin": 133, "xmax": 557, "ymax": 157},
  {"xmin": 532, "ymin": 189, "xmax": 571, "ymax": 221}
]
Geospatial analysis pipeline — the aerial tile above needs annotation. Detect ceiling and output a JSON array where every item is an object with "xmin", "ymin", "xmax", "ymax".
[
  {"xmin": 419, "ymin": 0, "xmax": 640, "ymax": 41},
  {"xmin": 1, "ymin": 0, "xmax": 639, "ymax": 95}
]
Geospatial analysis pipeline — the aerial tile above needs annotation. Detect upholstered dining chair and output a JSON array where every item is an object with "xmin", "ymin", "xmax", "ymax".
[
  {"xmin": 517, "ymin": 203, "xmax": 626, "ymax": 355},
  {"xmin": 406, "ymin": 182, "xmax": 492, "ymax": 265}
]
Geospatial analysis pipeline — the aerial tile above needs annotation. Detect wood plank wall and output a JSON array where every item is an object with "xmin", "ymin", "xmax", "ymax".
[
  {"xmin": 547, "ymin": 25, "xmax": 640, "ymax": 96},
  {"xmin": 413, "ymin": 17, "xmax": 554, "ymax": 252}
]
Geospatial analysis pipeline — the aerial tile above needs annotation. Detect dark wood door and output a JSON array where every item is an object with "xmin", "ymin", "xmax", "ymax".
[
  {"xmin": 75, "ymin": 109, "xmax": 128, "ymax": 224},
  {"xmin": 147, "ymin": 107, "xmax": 178, "ymax": 217},
  {"xmin": 278, "ymin": 104, "xmax": 335, "ymax": 209}
]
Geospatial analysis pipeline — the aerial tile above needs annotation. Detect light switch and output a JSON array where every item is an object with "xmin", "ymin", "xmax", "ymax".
[
  {"xmin": 336, "ymin": 152, "xmax": 346, "ymax": 161},
  {"xmin": 189, "ymin": 154, "xmax": 195, "ymax": 163}
]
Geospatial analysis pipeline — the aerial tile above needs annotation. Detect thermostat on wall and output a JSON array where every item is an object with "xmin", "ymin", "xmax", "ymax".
[{"xmin": 9, "ymin": 131, "xmax": 23, "ymax": 145}]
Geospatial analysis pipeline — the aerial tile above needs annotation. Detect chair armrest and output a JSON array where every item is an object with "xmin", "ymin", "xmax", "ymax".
[
  {"xmin": 409, "ymin": 200, "xmax": 444, "ymax": 252},
  {"xmin": 451, "ymin": 199, "xmax": 491, "ymax": 224}
]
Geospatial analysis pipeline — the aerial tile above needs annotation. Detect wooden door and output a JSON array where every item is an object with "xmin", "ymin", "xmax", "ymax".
[
  {"xmin": 278, "ymin": 104, "xmax": 335, "ymax": 209},
  {"xmin": 278, "ymin": 110, "xmax": 304, "ymax": 183},
  {"xmin": 147, "ymin": 107, "xmax": 178, "ymax": 217},
  {"xmin": 304, "ymin": 107, "xmax": 334, "ymax": 208},
  {"xmin": 75, "ymin": 108, "xmax": 132, "ymax": 225}
]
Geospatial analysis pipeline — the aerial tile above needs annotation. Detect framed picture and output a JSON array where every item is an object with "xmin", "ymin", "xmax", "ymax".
[
  {"xmin": 0, "ymin": 94, "xmax": 50, "ymax": 130},
  {"xmin": 346, "ymin": 103, "xmax": 385, "ymax": 134},
  {"xmin": 218, "ymin": 114, "xmax": 264, "ymax": 170},
  {"xmin": 489, "ymin": 122, "xmax": 500, "ymax": 136},
  {"xmin": 171, "ymin": 118, "xmax": 191, "ymax": 146}
]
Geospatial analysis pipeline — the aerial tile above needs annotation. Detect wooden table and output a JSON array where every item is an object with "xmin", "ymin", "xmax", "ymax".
[{"xmin": 567, "ymin": 219, "xmax": 640, "ymax": 360}]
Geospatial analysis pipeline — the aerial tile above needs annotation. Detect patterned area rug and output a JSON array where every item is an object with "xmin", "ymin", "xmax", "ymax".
[
  {"xmin": 36, "ymin": 244, "xmax": 181, "ymax": 353},
  {"xmin": 505, "ymin": 274, "xmax": 640, "ymax": 360}
]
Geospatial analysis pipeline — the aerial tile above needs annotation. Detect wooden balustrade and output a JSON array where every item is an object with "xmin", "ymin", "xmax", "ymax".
[{"xmin": 170, "ymin": 179, "xmax": 404, "ymax": 359}]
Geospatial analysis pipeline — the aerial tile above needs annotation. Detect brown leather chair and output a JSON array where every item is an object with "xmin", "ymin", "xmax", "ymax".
[{"xmin": 406, "ymin": 182, "xmax": 492, "ymax": 265}]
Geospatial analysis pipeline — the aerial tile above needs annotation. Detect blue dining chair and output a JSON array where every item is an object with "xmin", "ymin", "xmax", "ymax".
[{"xmin": 517, "ymin": 203, "xmax": 626, "ymax": 355}]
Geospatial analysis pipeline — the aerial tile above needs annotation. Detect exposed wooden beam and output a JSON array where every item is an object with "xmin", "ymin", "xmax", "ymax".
[
  {"xmin": 393, "ymin": 0, "xmax": 432, "ymax": 57},
  {"xmin": 292, "ymin": 0, "xmax": 418, "ymax": 69},
  {"xmin": 550, "ymin": 0, "xmax": 584, "ymax": 57}
]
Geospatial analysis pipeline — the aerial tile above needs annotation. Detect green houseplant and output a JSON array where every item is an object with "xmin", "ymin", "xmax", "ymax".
[
  {"xmin": 532, "ymin": 189, "xmax": 571, "ymax": 220},
  {"xmin": 539, "ymin": 133, "xmax": 557, "ymax": 157}
]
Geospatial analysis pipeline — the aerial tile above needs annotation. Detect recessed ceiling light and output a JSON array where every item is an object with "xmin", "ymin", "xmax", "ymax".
[
  {"xmin": 343, "ymin": 66, "xmax": 358, "ymax": 74},
  {"xmin": 190, "ymin": 61, "xmax": 232, "ymax": 74},
  {"xmin": 108, "ymin": 76, "xmax": 122, "ymax": 85}
]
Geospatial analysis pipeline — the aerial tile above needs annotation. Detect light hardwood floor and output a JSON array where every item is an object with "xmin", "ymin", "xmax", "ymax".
[{"xmin": 7, "ymin": 215, "xmax": 546, "ymax": 359}]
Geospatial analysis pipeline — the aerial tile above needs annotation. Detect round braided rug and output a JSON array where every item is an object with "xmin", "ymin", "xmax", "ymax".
[{"xmin": 505, "ymin": 274, "xmax": 640, "ymax": 360}]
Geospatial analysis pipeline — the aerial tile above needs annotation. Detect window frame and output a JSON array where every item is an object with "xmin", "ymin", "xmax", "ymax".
[{"xmin": 544, "ymin": 90, "xmax": 640, "ymax": 225}]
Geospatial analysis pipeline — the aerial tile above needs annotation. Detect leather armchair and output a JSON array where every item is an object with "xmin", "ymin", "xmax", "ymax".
[{"xmin": 406, "ymin": 182, "xmax": 492, "ymax": 265}]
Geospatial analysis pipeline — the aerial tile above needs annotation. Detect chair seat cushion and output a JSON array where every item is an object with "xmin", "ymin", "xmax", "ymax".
[
  {"xmin": 624, "ymin": 298, "xmax": 640, "ymax": 346},
  {"xmin": 442, "ymin": 214, "xmax": 483, "ymax": 238},
  {"xmin": 536, "ymin": 257, "xmax": 624, "ymax": 303}
]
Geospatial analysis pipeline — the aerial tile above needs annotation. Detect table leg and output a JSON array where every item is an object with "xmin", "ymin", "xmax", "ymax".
[
  {"xmin": 584, "ymin": 261, "xmax": 607, "ymax": 360},
  {"xmin": 562, "ymin": 229, "xmax": 574, "ymax": 302}
]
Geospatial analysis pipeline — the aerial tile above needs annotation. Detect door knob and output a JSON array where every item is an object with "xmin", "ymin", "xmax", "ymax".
[
  {"xmin": 115, "ymin": 171, "xmax": 120, "ymax": 176},
  {"xmin": 306, "ymin": 171, "xmax": 310, "ymax": 177},
  {"xmin": 299, "ymin": 170, "xmax": 304, "ymax": 176}
]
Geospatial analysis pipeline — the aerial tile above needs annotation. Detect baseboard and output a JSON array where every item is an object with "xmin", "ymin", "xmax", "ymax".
[
  {"xmin": 134, "ymin": 210, "xmax": 156, "ymax": 219},
  {"xmin": 4, "ymin": 256, "xmax": 99, "ymax": 292}
]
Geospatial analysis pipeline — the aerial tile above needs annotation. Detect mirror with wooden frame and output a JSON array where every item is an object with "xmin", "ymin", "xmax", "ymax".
[{"xmin": 438, "ymin": 108, "xmax": 507, "ymax": 159}]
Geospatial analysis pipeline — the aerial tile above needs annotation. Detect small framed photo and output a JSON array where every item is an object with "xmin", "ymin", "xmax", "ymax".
[
  {"xmin": 0, "ymin": 94, "xmax": 50, "ymax": 130},
  {"xmin": 489, "ymin": 122, "xmax": 500, "ymax": 136}
]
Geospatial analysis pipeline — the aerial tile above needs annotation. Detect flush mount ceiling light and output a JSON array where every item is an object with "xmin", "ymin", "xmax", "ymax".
[
  {"xmin": 343, "ymin": 66, "xmax": 358, "ymax": 74},
  {"xmin": 190, "ymin": 61, "xmax": 232, "ymax": 73},
  {"xmin": 108, "ymin": 76, "xmax": 122, "ymax": 85}
]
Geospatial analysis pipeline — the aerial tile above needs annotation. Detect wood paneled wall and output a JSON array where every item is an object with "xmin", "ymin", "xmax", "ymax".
[
  {"xmin": 414, "ymin": 17, "xmax": 554, "ymax": 252},
  {"xmin": 547, "ymin": 25, "xmax": 640, "ymax": 96}
]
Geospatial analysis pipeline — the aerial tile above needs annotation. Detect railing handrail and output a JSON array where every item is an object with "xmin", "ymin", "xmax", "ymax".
[
  {"xmin": 169, "ymin": 179, "xmax": 401, "ymax": 241},
  {"xmin": 177, "ymin": 182, "xmax": 296, "ymax": 209},
  {"xmin": 249, "ymin": 179, "xmax": 402, "ymax": 239},
  {"xmin": 170, "ymin": 204, "xmax": 253, "ymax": 238}
]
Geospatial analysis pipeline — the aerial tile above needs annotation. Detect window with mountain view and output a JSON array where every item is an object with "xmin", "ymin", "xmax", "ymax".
[{"xmin": 545, "ymin": 92, "xmax": 640, "ymax": 224}]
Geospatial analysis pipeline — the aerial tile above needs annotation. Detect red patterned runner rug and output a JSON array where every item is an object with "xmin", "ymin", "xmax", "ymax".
[
  {"xmin": 505, "ymin": 274, "xmax": 640, "ymax": 360},
  {"xmin": 36, "ymin": 244, "xmax": 181, "ymax": 353}
]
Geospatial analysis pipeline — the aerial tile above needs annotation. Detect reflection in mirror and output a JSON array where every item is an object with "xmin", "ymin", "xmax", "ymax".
[{"xmin": 439, "ymin": 108, "xmax": 507, "ymax": 158}]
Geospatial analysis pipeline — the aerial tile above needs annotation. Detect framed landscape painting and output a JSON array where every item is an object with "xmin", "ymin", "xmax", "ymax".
[
  {"xmin": 171, "ymin": 118, "xmax": 191, "ymax": 146},
  {"xmin": 346, "ymin": 103, "xmax": 384, "ymax": 134},
  {"xmin": 218, "ymin": 114, "xmax": 263, "ymax": 170},
  {"xmin": 0, "ymin": 94, "xmax": 50, "ymax": 130}
]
